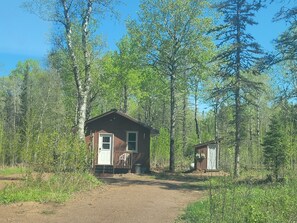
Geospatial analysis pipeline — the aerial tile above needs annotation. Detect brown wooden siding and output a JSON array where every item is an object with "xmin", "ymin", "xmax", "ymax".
[
  {"xmin": 195, "ymin": 146, "xmax": 208, "ymax": 171},
  {"xmin": 85, "ymin": 112, "xmax": 151, "ymax": 172}
]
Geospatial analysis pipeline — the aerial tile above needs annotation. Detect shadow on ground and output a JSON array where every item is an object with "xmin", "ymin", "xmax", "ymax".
[
  {"xmin": 100, "ymin": 173, "xmax": 210, "ymax": 192},
  {"xmin": 0, "ymin": 176, "xmax": 24, "ymax": 181}
]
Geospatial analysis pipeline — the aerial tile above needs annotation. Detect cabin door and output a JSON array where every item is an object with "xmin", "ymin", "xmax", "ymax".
[
  {"xmin": 98, "ymin": 133, "xmax": 113, "ymax": 165},
  {"xmin": 207, "ymin": 144, "xmax": 217, "ymax": 170}
]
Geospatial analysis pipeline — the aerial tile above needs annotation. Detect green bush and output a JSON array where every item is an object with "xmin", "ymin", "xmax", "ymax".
[
  {"xmin": 23, "ymin": 131, "xmax": 91, "ymax": 173},
  {"xmin": 0, "ymin": 172, "xmax": 101, "ymax": 204}
]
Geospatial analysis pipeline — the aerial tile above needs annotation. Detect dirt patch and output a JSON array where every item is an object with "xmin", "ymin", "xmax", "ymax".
[{"xmin": 0, "ymin": 173, "xmax": 206, "ymax": 223}]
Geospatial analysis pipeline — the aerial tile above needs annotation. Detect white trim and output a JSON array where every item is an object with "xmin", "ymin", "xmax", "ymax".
[
  {"xmin": 98, "ymin": 133, "xmax": 114, "ymax": 165},
  {"xmin": 126, "ymin": 131, "xmax": 138, "ymax": 153},
  {"xmin": 207, "ymin": 144, "xmax": 217, "ymax": 170},
  {"xmin": 91, "ymin": 132, "xmax": 95, "ymax": 168}
]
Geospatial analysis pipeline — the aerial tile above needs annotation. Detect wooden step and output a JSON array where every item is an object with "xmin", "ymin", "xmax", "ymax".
[{"xmin": 95, "ymin": 165, "xmax": 114, "ymax": 174}]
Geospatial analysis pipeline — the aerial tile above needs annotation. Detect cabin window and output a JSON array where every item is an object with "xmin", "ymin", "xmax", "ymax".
[{"xmin": 126, "ymin": 131, "xmax": 138, "ymax": 152}]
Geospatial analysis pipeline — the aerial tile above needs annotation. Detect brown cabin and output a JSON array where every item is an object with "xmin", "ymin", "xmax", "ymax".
[
  {"xmin": 194, "ymin": 140, "xmax": 219, "ymax": 171},
  {"xmin": 85, "ymin": 109, "xmax": 158, "ymax": 174}
]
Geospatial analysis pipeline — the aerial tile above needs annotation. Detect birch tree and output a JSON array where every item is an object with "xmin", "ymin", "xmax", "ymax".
[{"xmin": 24, "ymin": 0, "xmax": 115, "ymax": 139}]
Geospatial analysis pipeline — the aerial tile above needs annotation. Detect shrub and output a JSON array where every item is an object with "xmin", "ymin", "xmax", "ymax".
[
  {"xmin": 0, "ymin": 172, "xmax": 101, "ymax": 204},
  {"xmin": 181, "ymin": 177, "xmax": 297, "ymax": 222}
]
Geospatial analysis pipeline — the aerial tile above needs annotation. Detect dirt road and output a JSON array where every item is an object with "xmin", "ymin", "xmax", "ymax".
[{"xmin": 0, "ymin": 174, "xmax": 205, "ymax": 223}]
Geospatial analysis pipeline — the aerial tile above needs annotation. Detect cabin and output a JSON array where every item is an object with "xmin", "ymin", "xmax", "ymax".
[
  {"xmin": 85, "ymin": 109, "xmax": 158, "ymax": 174},
  {"xmin": 194, "ymin": 140, "xmax": 219, "ymax": 171}
]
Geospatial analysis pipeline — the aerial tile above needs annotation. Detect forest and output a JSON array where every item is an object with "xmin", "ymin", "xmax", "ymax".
[{"xmin": 0, "ymin": 0, "xmax": 296, "ymax": 184}]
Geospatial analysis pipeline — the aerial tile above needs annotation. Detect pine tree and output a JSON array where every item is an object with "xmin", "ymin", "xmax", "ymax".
[
  {"xmin": 274, "ymin": 3, "xmax": 297, "ymax": 99},
  {"xmin": 262, "ymin": 115, "xmax": 286, "ymax": 181},
  {"xmin": 213, "ymin": 0, "xmax": 264, "ymax": 177}
]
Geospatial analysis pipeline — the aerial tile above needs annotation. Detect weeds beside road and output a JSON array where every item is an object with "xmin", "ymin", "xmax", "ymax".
[{"xmin": 180, "ymin": 173, "xmax": 297, "ymax": 222}]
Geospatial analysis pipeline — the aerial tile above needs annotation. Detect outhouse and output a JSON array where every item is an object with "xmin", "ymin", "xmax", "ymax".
[{"xmin": 194, "ymin": 140, "xmax": 219, "ymax": 171}]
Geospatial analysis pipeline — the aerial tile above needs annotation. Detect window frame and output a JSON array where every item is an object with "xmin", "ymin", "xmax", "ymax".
[{"xmin": 126, "ymin": 131, "xmax": 138, "ymax": 153}]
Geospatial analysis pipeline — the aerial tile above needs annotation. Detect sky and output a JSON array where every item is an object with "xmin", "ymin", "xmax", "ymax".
[{"xmin": 0, "ymin": 0, "xmax": 292, "ymax": 76}]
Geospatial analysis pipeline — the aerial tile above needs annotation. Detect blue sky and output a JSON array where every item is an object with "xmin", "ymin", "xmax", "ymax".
[{"xmin": 0, "ymin": 0, "xmax": 291, "ymax": 76}]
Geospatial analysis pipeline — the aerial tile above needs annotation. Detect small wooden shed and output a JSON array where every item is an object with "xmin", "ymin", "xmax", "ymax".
[
  {"xmin": 194, "ymin": 140, "xmax": 219, "ymax": 171},
  {"xmin": 85, "ymin": 109, "xmax": 158, "ymax": 174}
]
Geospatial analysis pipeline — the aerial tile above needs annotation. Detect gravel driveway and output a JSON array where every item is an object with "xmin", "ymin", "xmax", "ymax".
[{"xmin": 0, "ymin": 173, "xmax": 205, "ymax": 223}]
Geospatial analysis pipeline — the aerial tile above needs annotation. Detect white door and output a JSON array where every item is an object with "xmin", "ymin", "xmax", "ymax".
[
  {"xmin": 207, "ymin": 144, "xmax": 217, "ymax": 170},
  {"xmin": 98, "ymin": 133, "xmax": 113, "ymax": 165}
]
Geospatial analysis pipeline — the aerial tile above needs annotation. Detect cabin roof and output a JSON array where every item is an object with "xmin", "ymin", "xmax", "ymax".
[{"xmin": 85, "ymin": 109, "xmax": 159, "ymax": 134}]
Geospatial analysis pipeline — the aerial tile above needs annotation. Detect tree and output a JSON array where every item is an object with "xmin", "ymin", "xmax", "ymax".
[
  {"xmin": 274, "ymin": 2, "xmax": 297, "ymax": 62},
  {"xmin": 112, "ymin": 35, "xmax": 141, "ymax": 113},
  {"xmin": 128, "ymin": 0, "xmax": 213, "ymax": 172},
  {"xmin": 213, "ymin": 0, "xmax": 264, "ymax": 177},
  {"xmin": 262, "ymin": 114, "xmax": 286, "ymax": 181},
  {"xmin": 24, "ymin": 0, "xmax": 116, "ymax": 139}
]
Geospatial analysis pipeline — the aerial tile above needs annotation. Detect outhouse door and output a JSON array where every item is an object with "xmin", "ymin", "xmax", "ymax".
[
  {"xmin": 207, "ymin": 144, "xmax": 217, "ymax": 170},
  {"xmin": 98, "ymin": 133, "xmax": 113, "ymax": 165}
]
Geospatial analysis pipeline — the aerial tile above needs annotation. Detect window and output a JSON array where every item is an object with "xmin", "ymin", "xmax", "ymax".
[
  {"xmin": 127, "ymin": 131, "xmax": 138, "ymax": 152},
  {"xmin": 102, "ymin": 136, "xmax": 111, "ymax": 150}
]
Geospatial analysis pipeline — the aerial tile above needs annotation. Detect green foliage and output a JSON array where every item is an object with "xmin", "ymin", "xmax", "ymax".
[
  {"xmin": 128, "ymin": 0, "xmax": 215, "ymax": 172},
  {"xmin": 24, "ymin": 131, "xmax": 91, "ymax": 173},
  {"xmin": 275, "ymin": 4, "xmax": 297, "ymax": 82},
  {"xmin": 181, "ymin": 177, "xmax": 297, "ymax": 223},
  {"xmin": 213, "ymin": 0, "xmax": 265, "ymax": 177},
  {"xmin": 0, "ymin": 173, "xmax": 101, "ymax": 204},
  {"xmin": 0, "ymin": 166, "xmax": 25, "ymax": 175},
  {"xmin": 262, "ymin": 114, "xmax": 286, "ymax": 180},
  {"xmin": 151, "ymin": 127, "xmax": 170, "ymax": 168},
  {"xmin": 0, "ymin": 0, "xmax": 295, "ymax": 193}
]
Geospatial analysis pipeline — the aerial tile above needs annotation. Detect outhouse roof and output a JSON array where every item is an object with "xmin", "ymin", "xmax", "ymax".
[{"xmin": 194, "ymin": 139, "xmax": 222, "ymax": 149}]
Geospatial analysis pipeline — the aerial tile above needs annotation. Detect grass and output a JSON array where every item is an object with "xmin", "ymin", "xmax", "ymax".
[
  {"xmin": 180, "ymin": 175, "xmax": 297, "ymax": 223},
  {"xmin": 0, "ymin": 172, "xmax": 102, "ymax": 204},
  {"xmin": 0, "ymin": 166, "xmax": 25, "ymax": 175},
  {"xmin": 40, "ymin": 210, "xmax": 56, "ymax": 215}
]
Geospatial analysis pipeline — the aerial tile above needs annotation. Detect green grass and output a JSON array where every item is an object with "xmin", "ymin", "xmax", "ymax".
[
  {"xmin": 180, "ymin": 177, "xmax": 297, "ymax": 223},
  {"xmin": 0, "ymin": 166, "xmax": 25, "ymax": 175},
  {"xmin": 0, "ymin": 172, "xmax": 102, "ymax": 204}
]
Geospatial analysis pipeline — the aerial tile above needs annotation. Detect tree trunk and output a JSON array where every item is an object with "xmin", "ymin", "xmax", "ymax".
[
  {"xmin": 234, "ymin": 86, "xmax": 241, "ymax": 178},
  {"xmin": 123, "ymin": 84, "xmax": 128, "ymax": 113},
  {"xmin": 214, "ymin": 98, "xmax": 219, "ymax": 169},
  {"xmin": 62, "ymin": 0, "xmax": 93, "ymax": 139},
  {"xmin": 194, "ymin": 81, "xmax": 201, "ymax": 143},
  {"xmin": 234, "ymin": 1, "xmax": 241, "ymax": 178},
  {"xmin": 80, "ymin": 0, "xmax": 93, "ymax": 138},
  {"xmin": 162, "ymin": 100, "xmax": 166, "ymax": 126},
  {"xmin": 214, "ymin": 100, "xmax": 219, "ymax": 140},
  {"xmin": 77, "ymin": 92, "xmax": 88, "ymax": 139},
  {"xmin": 169, "ymin": 72, "xmax": 176, "ymax": 172},
  {"xmin": 248, "ymin": 115, "xmax": 253, "ymax": 167},
  {"xmin": 20, "ymin": 63, "xmax": 29, "ymax": 143},
  {"xmin": 182, "ymin": 93, "xmax": 187, "ymax": 154},
  {"xmin": 256, "ymin": 102, "xmax": 260, "ymax": 167}
]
